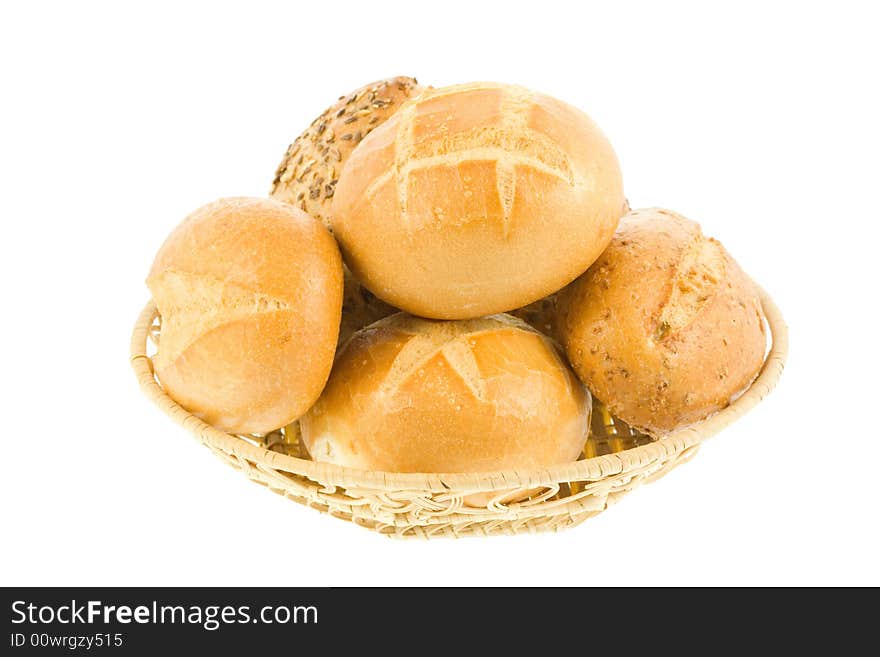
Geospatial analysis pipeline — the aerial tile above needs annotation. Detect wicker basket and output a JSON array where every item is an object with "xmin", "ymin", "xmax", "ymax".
[{"xmin": 130, "ymin": 286, "xmax": 786, "ymax": 539}]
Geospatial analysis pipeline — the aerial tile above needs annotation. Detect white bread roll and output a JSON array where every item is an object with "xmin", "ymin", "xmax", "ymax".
[
  {"xmin": 300, "ymin": 313, "xmax": 591, "ymax": 474},
  {"xmin": 557, "ymin": 208, "xmax": 767, "ymax": 436},
  {"xmin": 331, "ymin": 81, "xmax": 626, "ymax": 319},
  {"xmin": 147, "ymin": 197, "xmax": 343, "ymax": 434}
]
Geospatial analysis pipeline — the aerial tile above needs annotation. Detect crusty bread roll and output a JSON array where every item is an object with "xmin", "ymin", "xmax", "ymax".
[
  {"xmin": 300, "ymin": 313, "xmax": 591, "ymax": 474},
  {"xmin": 147, "ymin": 197, "xmax": 343, "ymax": 434},
  {"xmin": 331, "ymin": 81, "xmax": 626, "ymax": 319},
  {"xmin": 270, "ymin": 76, "xmax": 424, "ymax": 228},
  {"xmin": 556, "ymin": 208, "xmax": 767, "ymax": 436}
]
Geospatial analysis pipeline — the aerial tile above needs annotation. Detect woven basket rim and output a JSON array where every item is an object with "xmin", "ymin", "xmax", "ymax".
[{"xmin": 130, "ymin": 285, "xmax": 787, "ymax": 493}]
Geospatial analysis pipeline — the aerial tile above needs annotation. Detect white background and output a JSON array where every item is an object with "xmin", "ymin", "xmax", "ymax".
[{"xmin": 2, "ymin": 1, "xmax": 878, "ymax": 586}]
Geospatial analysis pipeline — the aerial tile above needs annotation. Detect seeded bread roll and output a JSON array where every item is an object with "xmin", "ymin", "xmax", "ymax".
[
  {"xmin": 300, "ymin": 313, "xmax": 591, "ymax": 474},
  {"xmin": 556, "ymin": 208, "xmax": 767, "ymax": 436},
  {"xmin": 331, "ymin": 81, "xmax": 626, "ymax": 319},
  {"xmin": 270, "ymin": 76, "xmax": 424, "ymax": 228},
  {"xmin": 147, "ymin": 198, "xmax": 343, "ymax": 434}
]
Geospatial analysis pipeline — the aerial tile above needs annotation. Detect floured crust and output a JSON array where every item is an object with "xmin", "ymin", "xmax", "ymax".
[
  {"xmin": 147, "ymin": 197, "xmax": 343, "ymax": 434},
  {"xmin": 557, "ymin": 208, "xmax": 767, "ymax": 436},
  {"xmin": 300, "ymin": 313, "xmax": 591, "ymax": 473},
  {"xmin": 270, "ymin": 76, "xmax": 424, "ymax": 228},
  {"xmin": 332, "ymin": 81, "xmax": 626, "ymax": 319}
]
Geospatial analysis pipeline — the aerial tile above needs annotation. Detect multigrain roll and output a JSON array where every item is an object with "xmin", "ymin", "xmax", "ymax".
[
  {"xmin": 147, "ymin": 197, "xmax": 343, "ymax": 434},
  {"xmin": 270, "ymin": 76, "xmax": 424, "ymax": 228},
  {"xmin": 300, "ymin": 313, "xmax": 591, "ymax": 474},
  {"xmin": 331, "ymin": 82, "xmax": 626, "ymax": 319},
  {"xmin": 557, "ymin": 208, "xmax": 767, "ymax": 436}
]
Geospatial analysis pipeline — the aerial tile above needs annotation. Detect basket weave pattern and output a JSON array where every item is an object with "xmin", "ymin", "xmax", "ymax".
[{"xmin": 130, "ymin": 287, "xmax": 786, "ymax": 539}]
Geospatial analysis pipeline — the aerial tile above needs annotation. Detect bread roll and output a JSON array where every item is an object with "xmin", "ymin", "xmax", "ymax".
[
  {"xmin": 556, "ymin": 208, "xmax": 767, "ymax": 436},
  {"xmin": 300, "ymin": 313, "xmax": 591, "ymax": 474},
  {"xmin": 270, "ymin": 76, "xmax": 424, "ymax": 228},
  {"xmin": 147, "ymin": 197, "xmax": 343, "ymax": 434},
  {"xmin": 331, "ymin": 81, "xmax": 626, "ymax": 319}
]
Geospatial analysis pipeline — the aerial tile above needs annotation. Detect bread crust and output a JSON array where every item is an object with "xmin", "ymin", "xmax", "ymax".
[
  {"xmin": 557, "ymin": 208, "xmax": 766, "ymax": 435},
  {"xmin": 332, "ymin": 82, "xmax": 625, "ymax": 319},
  {"xmin": 147, "ymin": 197, "xmax": 343, "ymax": 434},
  {"xmin": 300, "ymin": 313, "xmax": 590, "ymax": 473}
]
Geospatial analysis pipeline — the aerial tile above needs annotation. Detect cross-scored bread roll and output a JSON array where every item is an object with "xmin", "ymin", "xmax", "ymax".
[
  {"xmin": 556, "ymin": 208, "xmax": 767, "ymax": 436},
  {"xmin": 147, "ymin": 197, "xmax": 343, "ymax": 434},
  {"xmin": 300, "ymin": 313, "xmax": 591, "ymax": 474},
  {"xmin": 331, "ymin": 81, "xmax": 626, "ymax": 319}
]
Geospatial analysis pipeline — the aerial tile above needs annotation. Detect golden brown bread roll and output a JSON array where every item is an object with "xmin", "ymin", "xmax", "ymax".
[
  {"xmin": 300, "ymin": 313, "xmax": 591, "ymax": 474},
  {"xmin": 270, "ymin": 76, "xmax": 424, "ymax": 228},
  {"xmin": 147, "ymin": 197, "xmax": 343, "ymax": 434},
  {"xmin": 331, "ymin": 81, "xmax": 626, "ymax": 319},
  {"xmin": 556, "ymin": 208, "xmax": 767, "ymax": 436}
]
